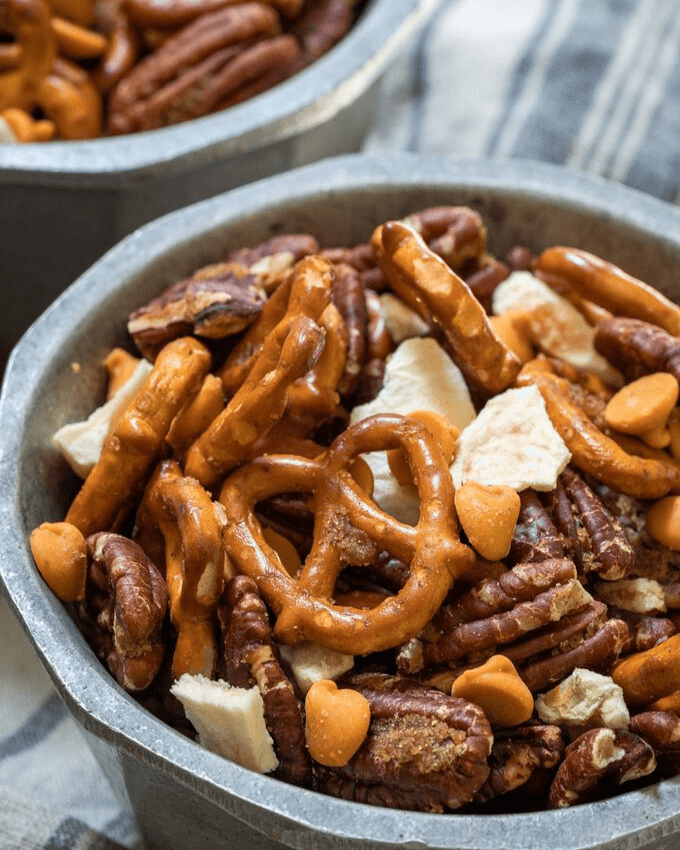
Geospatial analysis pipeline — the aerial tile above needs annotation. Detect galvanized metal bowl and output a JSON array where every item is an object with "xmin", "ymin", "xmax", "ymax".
[
  {"xmin": 2, "ymin": 154, "xmax": 680, "ymax": 850},
  {"xmin": 0, "ymin": 0, "xmax": 438, "ymax": 372}
]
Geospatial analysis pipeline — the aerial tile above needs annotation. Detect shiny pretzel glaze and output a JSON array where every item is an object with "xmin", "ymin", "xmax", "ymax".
[{"xmin": 30, "ymin": 204, "xmax": 680, "ymax": 815}]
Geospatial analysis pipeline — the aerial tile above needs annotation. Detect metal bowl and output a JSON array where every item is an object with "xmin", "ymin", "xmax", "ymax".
[
  {"xmin": 0, "ymin": 0, "xmax": 438, "ymax": 372},
  {"xmin": 2, "ymin": 154, "xmax": 680, "ymax": 850}
]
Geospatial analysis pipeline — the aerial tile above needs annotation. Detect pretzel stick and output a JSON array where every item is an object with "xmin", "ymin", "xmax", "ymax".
[
  {"xmin": 218, "ymin": 254, "xmax": 333, "ymax": 395},
  {"xmin": 518, "ymin": 358, "xmax": 680, "ymax": 499},
  {"xmin": 184, "ymin": 314, "xmax": 325, "ymax": 487},
  {"xmin": 66, "ymin": 336, "xmax": 211, "ymax": 536},
  {"xmin": 140, "ymin": 460, "xmax": 227, "ymax": 678},
  {"xmin": 534, "ymin": 247, "xmax": 680, "ymax": 336},
  {"xmin": 374, "ymin": 221, "xmax": 521, "ymax": 395}
]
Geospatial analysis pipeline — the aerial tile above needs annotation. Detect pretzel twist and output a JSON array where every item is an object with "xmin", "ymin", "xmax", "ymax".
[
  {"xmin": 140, "ymin": 460, "xmax": 227, "ymax": 679},
  {"xmin": 219, "ymin": 413, "xmax": 475, "ymax": 655},
  {"xmin": 0, "ymin": 0, "xmax": 102, "ymax": 138},
  {"xmin": 517, "ymin": 357, "xmax": 680, "ymax": 499},
  {"xmin": 0, "ymin": 0, "xmax": 56, "ymax": 112}
]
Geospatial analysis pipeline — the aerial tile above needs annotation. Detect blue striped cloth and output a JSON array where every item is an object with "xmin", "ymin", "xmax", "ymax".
[{"xmin": 3, "ymin": 1, "xmax": 680, "ymax": 847}]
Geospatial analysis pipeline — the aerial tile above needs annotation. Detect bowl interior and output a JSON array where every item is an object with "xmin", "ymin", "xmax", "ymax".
[{"xmin": 4, "ymin": 154, "xmax": 680, "ymax": 850}]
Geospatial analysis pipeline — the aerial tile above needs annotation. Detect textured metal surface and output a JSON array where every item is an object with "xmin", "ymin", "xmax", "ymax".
[
  {"xmin": 3, "ymin": 154, "xmax": 680, "ymax": 850},
  {"xmin": 0, "ymin": 0, "xmax": 438, "ymax": 373}
]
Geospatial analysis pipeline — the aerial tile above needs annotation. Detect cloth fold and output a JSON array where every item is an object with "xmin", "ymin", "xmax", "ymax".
[{"xmin": 3, "ymin": 0, "xmax": 680, "ymax": 847}]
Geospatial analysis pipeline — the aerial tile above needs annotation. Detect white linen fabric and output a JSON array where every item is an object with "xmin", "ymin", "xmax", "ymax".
[{"xmin": 3, "ymin": 0, "xmax": 680, "ymax": 846}]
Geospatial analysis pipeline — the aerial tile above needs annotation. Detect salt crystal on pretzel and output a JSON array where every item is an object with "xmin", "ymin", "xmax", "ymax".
[
  {"xmin": 492, "ymin": 271, "xmax": 622, "ymax": 385},
  {"xmin": 171, "ymin": 673, "xmax": 279, "ymax": 774},
  {"xmin": 349, "ymin": 337, "xmax": 475, "ymax": 525},
  {"xmin": 451, "ymin": 384, "xmax": 571, "ymax": 491},
  {"xmin": 52, "ymin": 357, "xmax": 152, "ymax": 477}
]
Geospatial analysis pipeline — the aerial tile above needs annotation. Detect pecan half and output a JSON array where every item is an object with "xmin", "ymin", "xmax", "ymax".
[
  {"xmin": 315, "ymin": 672, "xmax": 493, "ymax": 811},
  {"xmin": 219, "ymin": 574, "xmax": 312, "ymax": 786},
  {"xmin": 594, "ymin": 315, "xmax": 680, "ymax": 384},
  {"xmin": 554, "ymin": 467, "xmax": 635, "ymax": 580},
  {"xmin": 350, "ymin": 287, "xmax": 392, "ymax": 405},
  {"xmin": 128, "ymin": 262, "xmax": 266, "ymax": 360},
  {"xmin": 508, "ymin": 490, "xmax": 564, "ymax": 565},
  {"xmin": 290, "ymin": 0, "xmax": 359, "ymax": 66},
  {"xmin": 227, "ymin": 233, "xmax": 320, "ymax": 291},
  {"xmin": 83, "ymin": 531, "xmax": 167, "ymax": 692},
  {"xmin": 398, "ymin": 560, "xmax": 628, "ymax": 693},
  {"xmin": 400, "ymin": 206, "xmax": 488, "ymax": 271},
  {"xmin": 397, "ymin": 560, "xmax": 591, "ymax": 673},
  {"xmin": 548, "ymin": 728, "xmax": 656, "ymax": 808},
  {"xmin": 331, "ymin": 262, "xmax": 367, "ymax": 399},
  {"xmin": 629, "ymin": 711, "xmax": 680, "ymax": 774},
  {"xmin": 474, "ymin": 723, "xmax": 564, "ymax": 805},
  {"xmin": 107, "ymin": 3, "xmax": 288, "ymax": 134}
]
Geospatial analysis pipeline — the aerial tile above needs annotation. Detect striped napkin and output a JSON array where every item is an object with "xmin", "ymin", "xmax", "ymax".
[{"xmin": 2, "ymin": 0, "xmax": 679, "ymax": 847}]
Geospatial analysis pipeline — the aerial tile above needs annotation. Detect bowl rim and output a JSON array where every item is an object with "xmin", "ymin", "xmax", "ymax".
[
  {"xmin": 3, "ymin": 153, "xmax": 680, "ymax": 850},
  {"xmin": 0, "ymin": 0, "xmax": 438, "ymax": 186}
]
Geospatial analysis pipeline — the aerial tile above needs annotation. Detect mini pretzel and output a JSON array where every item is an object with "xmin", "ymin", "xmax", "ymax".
[
  {"xmin": 0, "ymin": 0, "xmax": 56, "ymax": 112},
  {"xmin": 373, "ymin": 221, "xmax": 521, "ymax": 395},
  {"xmin": 534, "ymin": 247, "xmax": 680, "ymax": 336},
  {"xmin": 219, "ymin": 413, "xmax": 475, "ymax": 656},
  {"xmin": 218, "ymin": 253, "xmax": 334, "ymax": 396},
  {"xmin": 184, "ymin": 314, "xmax": 325, "ymax": 488},
  {"xmin": 140, "ymin": 460, "xmax": 227, "ymax": 679},
  {"xmin": 37, "ymin": 56, "xmax": 102, "ymax": 139},
  {"xmin": 50, "ymin": 15, "xmax": 107, "ymax": 59},
  {"xmin": 0, "ymin": 106, "xmax": 55, "ymax": 140},
  {"xmin": 66, "ymin": 336, "xmax": 211, "ymax": 537},
  {"xmin": 517, "ymin": 357, "xmax": 680, "ymax": 499}
]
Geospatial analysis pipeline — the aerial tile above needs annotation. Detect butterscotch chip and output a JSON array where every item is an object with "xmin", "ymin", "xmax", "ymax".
[
  {"xmin": 450, "ymin": 655, "xmax": 533, "ymax": 727},
  {"xmin": 305, "ymin": 679, "xmax": 371, "ymax": 767},
  {"xmin": 30, "ymin": 521, "xmax": 87, "ymax": 602},
  {"xmin": 646, "ymin": 495, "xmax": 680, "ymax": 550},
  {"xmin": 604, "ymin": 372, "xmax": 678, "ymax": 435},
  {"xmin": 454, "ymin": 481, "xmax": 520, "ymax": 561}
]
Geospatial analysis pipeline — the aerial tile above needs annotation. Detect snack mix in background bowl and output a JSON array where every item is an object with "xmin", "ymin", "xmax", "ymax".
[
  {"xmin": 0, "ymin": 0, "xmax": 438, "ymax": 375},
  {"xmin": 0, "ymin": 0, "xmax": 368, "ymax": 142},
  {"xmin": 4, "ymin": 154, "xmax": 680, "ymax": 850}
]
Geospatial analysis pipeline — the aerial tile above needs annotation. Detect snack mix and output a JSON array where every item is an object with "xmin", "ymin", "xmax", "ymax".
[
  {"xmin": 0, "ymin": 0, "xmax": 365, "ymax": 141},
  {"xmin": 30, "ymin": 205, "xmax": 680, "ymax": 814}
]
